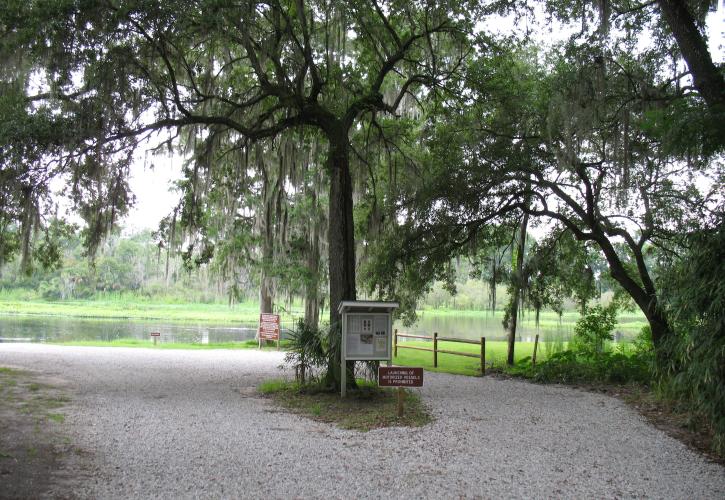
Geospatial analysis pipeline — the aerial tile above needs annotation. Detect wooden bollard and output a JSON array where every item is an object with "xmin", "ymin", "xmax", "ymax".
[
  {"xmin": 433, "ymin": 332, "xmax": 438, "ymax": 368},
  {"xmin": 397, "ymin": 387, "xmax": 405, "ymax": 418},
  {"xmin": 533, "ymin": 333, "xmax": 539, "ymax": 366},
  {"xmin": 394, "ymin": 329, "xmax": 398, "ymax": 357}
]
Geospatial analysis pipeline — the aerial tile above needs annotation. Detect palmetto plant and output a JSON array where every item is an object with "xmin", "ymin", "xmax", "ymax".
[{"xmin": 285, "ymin": 319, "xmax": 327, "ymax": 384}]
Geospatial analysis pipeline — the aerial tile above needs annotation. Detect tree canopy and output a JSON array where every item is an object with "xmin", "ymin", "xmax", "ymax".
[{"xmin": 1, "ymin": 0, "xmax": 723, "ymax": 390}]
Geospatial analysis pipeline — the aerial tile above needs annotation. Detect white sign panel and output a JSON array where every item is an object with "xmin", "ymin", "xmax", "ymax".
[{"xmin": 345, "ymin": 313, "xmax": 390, "ymax": 360}]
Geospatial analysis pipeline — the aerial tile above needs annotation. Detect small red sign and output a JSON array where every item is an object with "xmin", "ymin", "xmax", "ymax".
[
  {"xmin": 378, "ymin": 367, "xmax": 424, "ymax": 387},
  {"xmin": 150, "ymin": 332, "xmax": 161, "ymax": 337},
  {"xmin": 258, "ymin": 313, "xmax": 280, "ymax": 340}
]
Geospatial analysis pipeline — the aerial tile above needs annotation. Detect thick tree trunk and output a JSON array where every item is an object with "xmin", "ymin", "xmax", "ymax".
[
  {"xmin": 657, "ymin": 0, "xmax": 725, "ymax": 112},
  {"xmin": 259, "ymin": 211, "xmax": 274, "ymax": 315},
  {"xmin": 259, "ymin": 274, "xmax": 273, "ymax": 313},
  {"xmin": 325, "ymin": 129, "xmax": 357, "ymax": 389},
  {"xmin": 596, "ymin": 235, "xmax": 671, "ymax": 349},
  {"xmin": 507, "ymin": 212, "xmax": 528, "ymax": 365},
  {"xmin": 258, "ymin": 158, "xmax": 275, "ymax": 334},
  {"xmin": 327, "ymin": 142, "xmax": 356, "ymax": 326}
]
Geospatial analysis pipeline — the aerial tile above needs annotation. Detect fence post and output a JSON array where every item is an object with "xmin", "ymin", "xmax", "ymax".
[
  {"xmin": 480, "ymin": 336, "xmax": 485, "ymax": 375},
  {"xmin": 481, "ymin": 337, "xmax": 486, "ymax": 376},
  {"xmin": 533, "ymin": 333, "xmax": 539, "ymax": 366},
  {"xmin": 433, "ymin": 332, "xmax": 438, "ymax": 368},
  {"xmin": 394, "ymin": 329, "xmax": 398, "ymax": 357}
]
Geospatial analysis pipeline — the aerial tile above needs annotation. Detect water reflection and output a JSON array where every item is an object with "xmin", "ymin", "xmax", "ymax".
[
  {"xmin": 0, "ymin": 310, "xmax": 640, "ymax": 345},
  {"xmin": 395, "ymin": 313, "xmax": 574, "ymax": 342}
]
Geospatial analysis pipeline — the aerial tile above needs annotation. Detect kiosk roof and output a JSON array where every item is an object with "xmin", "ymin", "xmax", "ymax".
[{"xmin": 337, "ymin": 300, "xmax": 399, "ymax": 314}]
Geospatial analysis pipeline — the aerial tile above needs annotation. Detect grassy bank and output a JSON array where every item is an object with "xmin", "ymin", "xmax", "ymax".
[
  {"xmin": 45, "ymin": 338, "xmax": 291, "ymax": 350},
  {"xmin": 392, "ymin": 339, "xmax": 547, "ymax": 376},
  {"xmin": 0, "ymin": 297, "xmax": 301, "ymax": 324}
]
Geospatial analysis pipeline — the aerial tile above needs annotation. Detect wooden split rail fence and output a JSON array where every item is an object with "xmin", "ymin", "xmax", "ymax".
[
  {"xmin": 393, "ymin": 331, "xmax": 542, "ymax": 374},
  {"xmin": 393, "ymin": 330, "xmax": 488, "ymax": 375}
]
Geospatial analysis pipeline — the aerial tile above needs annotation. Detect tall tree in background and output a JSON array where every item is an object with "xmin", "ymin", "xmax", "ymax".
[{"xmin": 504, "ymin": 210, "xmax": 529, "ymax": 365}]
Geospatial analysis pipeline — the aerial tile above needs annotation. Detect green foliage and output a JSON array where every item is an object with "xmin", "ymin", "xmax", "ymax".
[
  {"xmin": 509, "ymin": 303, "xmax": 651, "ymax": 385},
  {"xmin": 656, "ymin": 227, "xmax": 725, "ymax": 454},
  {"xmin": 510, "ymin": 349, "xmax": 652, "ymax": 385},
  {"xmin": 570, "ymin": 303, "xmax": 618, "ymax": 358},
  {"xmin": 284, "ymin": 319, "xmax": 328, "ymax": 384},
  {"xmin": 633, "ymin": 325, "xmax": 654, "ymax": 357},
  {"xmin": 527, "ymin": 229, "xmax": 600, "ymax": 316}
]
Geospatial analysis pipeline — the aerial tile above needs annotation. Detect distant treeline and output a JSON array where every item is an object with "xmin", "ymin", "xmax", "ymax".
[{"xmin": 0, "ymin": 226, "xmax": 614, "ymax": 315}]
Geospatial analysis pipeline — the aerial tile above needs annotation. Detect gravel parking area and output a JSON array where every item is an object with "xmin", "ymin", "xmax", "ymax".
[{"xmin": 0, "ymin": 344, "xmax": 723, "ymax": 499}]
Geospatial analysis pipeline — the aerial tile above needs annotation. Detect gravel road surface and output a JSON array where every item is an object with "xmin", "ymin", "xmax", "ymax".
[{"xmin": 0, "ymin": 344, "xmax": 723, "ymax": 499}]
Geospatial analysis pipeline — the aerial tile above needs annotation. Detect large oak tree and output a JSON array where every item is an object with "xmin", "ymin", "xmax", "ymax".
[{"xmin": 1, "ymin": 0, "xmax": 474, "ymax": 387}]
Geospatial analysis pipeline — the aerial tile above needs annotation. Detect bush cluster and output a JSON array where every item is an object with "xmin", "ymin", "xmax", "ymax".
[{"xmin": 509, "ymin": 305, "xmax": 653, "ymax": 385}]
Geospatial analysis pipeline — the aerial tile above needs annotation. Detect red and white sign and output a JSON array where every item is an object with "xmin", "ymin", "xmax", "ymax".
[
  {"xmin": 378, "ymin": 367, "xmax": 424, "ymax": 387},
  {"xmin": 258, "ymin": 313, "xmax": 280, "ymax": 341},
  {"xmin": 150, "ymin": 332, "xmax": 161, "ymax": 337}
]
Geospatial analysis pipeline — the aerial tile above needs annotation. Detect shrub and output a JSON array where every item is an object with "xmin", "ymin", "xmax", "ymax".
[
  {"xmin": 656, "ymin": 227, "xmax": 725, "ymax": 455},
  {"xmin": 284, "ymin": 321, "xmax": 377, "ymax": 389},
  {"xmin": 570, "ymin": 303, "xmax": 618, "ymax": 358},
  {"xmin": 511, "ymin": 349, "xmax": 651, "ymax": 385},
  {"xmin": 284, "ymin": 320, "xmax": 327, "ymax": 384}
]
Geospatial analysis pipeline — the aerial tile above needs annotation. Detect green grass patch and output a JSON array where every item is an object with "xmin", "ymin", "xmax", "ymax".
[
  {"xmin": 0, "ymin": 297, "xmax": 301, "ymax": 324},
  {"xmin": 258, "ymin": 378, "xmax": 292, "ymax": 394},
  {"xmin": 392, "ymin": 339, "xmax": 549, "ymax": 376},
  {"xmin": 46, "ymin": 413, "xmax": 65, "ymax": 423},
  {"xmin": 48, "ymin": 338, "xmax": 289, "ymax": 350},
  {"xmin": 258, "ymin": 378, "xmax": 431, "ymax": 431}
]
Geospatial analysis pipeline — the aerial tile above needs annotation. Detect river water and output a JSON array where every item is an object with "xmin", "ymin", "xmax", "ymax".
[
  {"xmin": 0, "ymin": 315, "xmax": 278, "ymax": 344},
  {"xmin": 0, "ymin": 312, "xmax": 568, "ymax": 345},
  {"xmin": 0, "ymin": 310, "xmax": 641, "ymax": 345}
]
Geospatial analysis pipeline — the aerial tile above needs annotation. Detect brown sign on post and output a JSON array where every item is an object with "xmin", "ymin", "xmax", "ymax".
[
  {"xmin": 258, "ymin": 313, "xmax": 280, "ymax": 340},
  {"xmin": 258, "ymin": 313, "xmax": 281, "ymax": 350},
  {"xmin": 378, "ymin": 367, "xmax": 424, "ymax": 387}
]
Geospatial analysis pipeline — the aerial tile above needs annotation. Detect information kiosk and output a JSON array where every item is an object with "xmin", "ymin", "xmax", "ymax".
[{"xmin": 338, "ymin": 300, "xmax": 399, "ymax": 397}]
